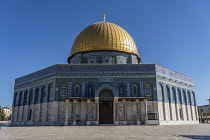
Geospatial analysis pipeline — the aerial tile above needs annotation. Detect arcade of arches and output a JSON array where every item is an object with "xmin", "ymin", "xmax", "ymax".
[{"xmin": 64, "ymin": 88, "xmax": 149, "ymax": 125}]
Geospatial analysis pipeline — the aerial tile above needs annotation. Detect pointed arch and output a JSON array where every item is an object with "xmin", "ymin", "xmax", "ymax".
[
  {"xmin": 187, "ymin": 91, "xmax": 191, "ymax": 104},
  {"xmin": 144, "ymin": 82, "xmax": 152, "ymax": 96},
  {"xmin": 178, "ymin": 89, "xmax": 182, "ymax": 103},
  {"xmin": 29, "ymin": 89, "xmax": 33, "ymax": 104},
  {"xmin": 119, "ymin": 82, "xmax": 126, "ymax": 97},
  {"xmin": 41, "ymin": 86, "xmax": 46, "ymax": 102},
  {"xmin": 131, "ymin": 82, "xmax": 139, "ymax": 96},
  {"xmin": 48, "ymin": 84, "xmax": 53, "ymax": 101},
  {"xmin": 182, "ymin": 89, "xmax": 186, "ymax": 103},
  {"xmin": 86, "ymin": 82, "xmax": 95, "ymax": 97},
  {"xmin": 165, "ymin": 85, "xmax": 170, "ymax": 100},
  {"xmin": 192, "ymin": 92, "xmax": 195, "ymax": 105},
  {"xmin": 23, "ymin": 90, "xmax": 28, "ymax": 105},
  {"xmin": 18, "ymin": 91, "xmax": 23, "ymax": 106},
  {"xmin": 60, "ymin": 83, "xmax": 67, "ymax": 97},
  {"xmin": 73, "ymin": 83, "xmax": 81, "ymax": 97},
  {"xmin": 14, "ymin": 92, "xmax": 18, "ymax": 106},
  {"xmin": 35, "ymin": 87, "xmax": 39, "ymax": 103},
  {"xmin": 172, "ymin": 87, "xmax": 176, "ymax": 102}
]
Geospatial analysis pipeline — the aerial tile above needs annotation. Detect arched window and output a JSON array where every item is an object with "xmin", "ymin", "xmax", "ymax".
[
  {"xmin": 35, "ymin": 88, "xmax": 39, "ymax": 103},
  {"xmin": 73, "ymin": 83, "xmax": 80, "ymax": 96},
  {"xmin": 24, "ymin": 90, "xmax": 28, "ymax": 105},
  {"xmin": 132, "ymin": 83, "xmax": 139, "ymax": 96},
  {"xmin": 145, "ymin": 82, "xmax": 152, "ymax": 96},
  {"xmin": 188, "ymin": 91, "xmax": 191, "ymax": 104},
  {"xmin": 87, "ymin": 83, "xmax": 94, "ymax": 96},
  {"xmin": 172, "ymin": 87, "xmax": 176, "ymax": 102},
  {"xmin": 119, "ymin": 83, "xmax": 126, "ymax": 96},
  {"xmin": 18, "ymin": 92, "xmax": 23, "ymax": 106},
  {"xmin": 182, "ymin": 90, "xmax": 186, "ymax": 103},
  {"xmin": 48, "ymin": 84, "xmax": 53, "ymax": 101},
  {"xmin": 192, "ymin": 92, "xmax": 195, "ymax": 104},
  {"xmin": 41, "ymin": 86, "xmax": 46, "ymax": 102},
  {"xmin": 158, "ymin": 83, "xmax": 163, "ymax": 98},
  {"xmin": 165, "ymin": 86, "xmax": 169, "ymax": 100},
  {"xmin": 29, "ymin": 89, "xmax": 33, "ymax": 104},
  {"xmin": 60, "ymin": 83, "xmax": 67, "ymax": 97},
  {"xmin": 14, "ymin": 92, "xmax": 18, "ymax": 106},
  {"xmin": 178, "ymin": 89, "xmax": 182, "ymax": 103}
]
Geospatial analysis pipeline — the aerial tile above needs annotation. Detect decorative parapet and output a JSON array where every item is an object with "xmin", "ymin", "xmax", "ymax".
[
  {"xmin": 155, "ymin": 65, "xmax": 194, "ymax": 86},
  {"xmin": 15, "ymin": 64, "xmax": 156, "ymax": 87}
]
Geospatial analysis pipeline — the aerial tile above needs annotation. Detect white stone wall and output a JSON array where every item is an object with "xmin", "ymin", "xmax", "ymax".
[
  {"xmin": 171, "ymin": 103, "xmax": 177, "ymax": 121},
  {"xmin": 41, "ymin": 103, "xmax": 47, "ymax": 122},
  {"xmin": 140, "ymin": 101, "xmax": 146, "ymax": 123},
  {"xmin": 118, "ymin": 101, "xmax": 124, "ymax": 121},
  {"xmin": 157, "ymin": 101, "xmax": 199, "ymax": 125},
  {"xmin": 11, "ymin": 100, "xmax": 199, "ymax": 126},
  {"xmin": 23, "ymin": 105, "xmax": 29, "ymax": 122}
]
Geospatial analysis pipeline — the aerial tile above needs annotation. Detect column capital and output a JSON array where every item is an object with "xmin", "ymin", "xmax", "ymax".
[
  {"xmin": 66, "ymin": 99, "xmax": 69, "ymax": 103},
  {"xmin": 87, "ymin": 99, "xmax": 91, "ymax": 103},
  {"xmin": 114, "ymin": 97, "xmax": 119, "ymax": 100},
  {"xmin": 73, "ymin": 99, "xmax": 77, "ymax": 103}
]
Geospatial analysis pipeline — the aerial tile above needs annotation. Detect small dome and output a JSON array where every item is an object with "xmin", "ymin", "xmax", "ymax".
[{"xmin": 68, "ymin": 21, "xmax": 141, "ymax": 63}]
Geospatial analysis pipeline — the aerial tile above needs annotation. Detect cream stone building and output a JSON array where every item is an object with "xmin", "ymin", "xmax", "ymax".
[
  {"xmin": 2, "ymin": 106, "xmax": 12, "ymax": 119},
  {"xmin": 198, "ymin": 99, "xmax": 210, "ymax": 123},
  {"xmin": 11, "ymin": 18, "xmax": 199, "ymax": 126}
]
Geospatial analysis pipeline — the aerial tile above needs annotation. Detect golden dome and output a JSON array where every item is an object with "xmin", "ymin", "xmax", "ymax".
[{"xmin": 68, "ymin": 21, "xmax": 141, "ymax": 62}]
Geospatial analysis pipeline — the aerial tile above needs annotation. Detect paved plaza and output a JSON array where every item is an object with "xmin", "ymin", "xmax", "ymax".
[{"xmin": 0, "ymin": 122, "xmax": 210, "ymax": 140}]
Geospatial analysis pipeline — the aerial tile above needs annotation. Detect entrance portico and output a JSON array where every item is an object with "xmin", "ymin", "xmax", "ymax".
[
  {"xmin": 64, "ymin": 96, "xmax": 149, "ymax": 126},
  {"xmin": 99, "ymin": 89, "xmax": 114, "ymax": 124}
]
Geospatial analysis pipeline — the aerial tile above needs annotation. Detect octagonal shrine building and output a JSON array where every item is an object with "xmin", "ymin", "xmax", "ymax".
[{"xmin": 12, "ymin": 19, "xmax": 199, "ymax": 126}]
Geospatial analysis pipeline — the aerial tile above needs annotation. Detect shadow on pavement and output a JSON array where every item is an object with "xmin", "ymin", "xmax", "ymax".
[
  {"xmin": 0, "ymin": 122, "xmax": 10, "ymax": 127},
  {"xmin": 179, "ymin": 135, "xmax": 210, "ymax": 140}
]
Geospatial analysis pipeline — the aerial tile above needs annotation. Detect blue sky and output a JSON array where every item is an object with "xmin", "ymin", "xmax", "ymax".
[{"xmin": 0, "ymin": 0, "xmax": 210, "ymax": 107}]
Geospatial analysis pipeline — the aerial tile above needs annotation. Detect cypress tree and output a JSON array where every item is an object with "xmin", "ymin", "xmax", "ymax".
[{"xmin": 0, "ymin": 106, "xmax": 5, "ymax": 121}]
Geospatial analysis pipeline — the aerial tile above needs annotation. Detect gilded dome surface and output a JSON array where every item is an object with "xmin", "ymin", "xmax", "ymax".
[{"xmin": 68, "ymin": 21, "xmax": 140, "ymax": 62}]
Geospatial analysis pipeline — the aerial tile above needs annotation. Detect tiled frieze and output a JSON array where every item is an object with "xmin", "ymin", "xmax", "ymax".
[{"xmin": 155, "ymin": 65, "xmax": 194, "ymax": 85}]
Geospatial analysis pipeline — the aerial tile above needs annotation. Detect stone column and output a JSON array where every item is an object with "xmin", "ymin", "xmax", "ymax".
[
  {"xmin": 144, "ymin": 99, "xmax": 148, "ymax": 125},
  {"xmin": 73, "ymin": 99, "xmax": 77, "ymax": 125},
  {"xmin": 136, "ymin": 99, "xmax": 140, "ymax": 125},
  {"xmin": 95, "ymin": 97, "xmax": 99, "ymax": 125},
  {"xmin": 123, "ymin": 99, "xmax": 127, "ymax": 125},
  {"xmin": 64, "ymin": 99, "xmax": 69, "ymax": 126},
  {"xmin": 114, "ymin": 98, "xmax": 119, "ymax": 125},
  {"xmin": 87, "ymin": 99, "xmax": 90, "ymax": 125}
]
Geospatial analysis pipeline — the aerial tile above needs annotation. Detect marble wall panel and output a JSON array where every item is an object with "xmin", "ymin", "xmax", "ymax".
[
  {"xmin": 58, "ymin": 102, "xmax": 65, "ymax": 122},
  {"xmin": 41, "ymin": 103, "xmax": 47, "ymax": 122}
]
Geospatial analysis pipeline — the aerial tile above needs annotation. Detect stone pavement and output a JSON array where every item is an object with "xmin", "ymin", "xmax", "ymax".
[{"xmin": 0, "ymin": 123, "xmax": 210, "ymax": 140}]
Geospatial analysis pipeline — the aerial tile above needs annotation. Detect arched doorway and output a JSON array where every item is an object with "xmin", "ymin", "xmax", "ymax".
[{"xmin": 99, "ymin": 89, "xmax": 114, "ymax": 124}]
